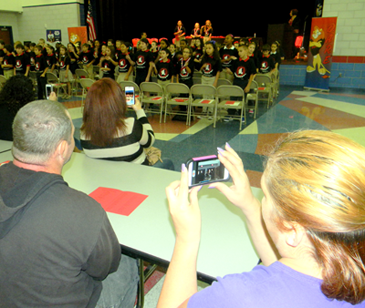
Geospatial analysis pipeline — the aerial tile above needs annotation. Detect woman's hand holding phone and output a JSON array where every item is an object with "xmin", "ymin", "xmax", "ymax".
[
  {"xmin": 132, "ymin": 98, "xmax": 142, "ymax": 111},
  {"xmin": 165, "ymin": 164, "xmax": 202, "ymax": 245},
  {"xmin": 209, "ymin": 143, "xmax": 261, "ymax": 217}
]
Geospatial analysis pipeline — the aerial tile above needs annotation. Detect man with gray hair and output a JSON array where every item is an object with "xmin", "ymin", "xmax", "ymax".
[{"xmin": 0, "ymin": 100, "xmax": 138, "ymax": 307}]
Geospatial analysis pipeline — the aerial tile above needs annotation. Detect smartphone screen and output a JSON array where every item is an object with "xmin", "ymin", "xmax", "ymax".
[
  {"xmin": 125, "ymin": 86, "xmax": 135, "ymax": 106},
  {"xmin": 187, "ymin": 155, "xmax": 229, "ymax": 188},
  {"xmin": 46, "ymin": 84, "xmax": 53, "ymax": 100}
]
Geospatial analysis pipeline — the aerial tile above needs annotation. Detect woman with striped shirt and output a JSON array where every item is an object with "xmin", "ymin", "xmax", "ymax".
[{"xmin": 80, "ymin": 78, "xmax": 155, "ymax": 165}]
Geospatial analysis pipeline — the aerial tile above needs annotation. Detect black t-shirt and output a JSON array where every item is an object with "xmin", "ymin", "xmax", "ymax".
[
  {"xmin": 45, "ymin": 54, "xmax": 57, "ymax": 69},
  {"xmin": 79, "ymin": 50, "xmax": 94, "ymax": 65},
  {"xmin": 3, "ymin": 53, "xmax": 15, "ymax": 70},
  {"xmin": 117, "ymin": 53, "xmax": 131, "ymax": 73},
  {"xmin": 231, "ymin": 57, "xmax": 256, "ymax": 81},
  {"xmin": 14, "ymin": 52, "xmax": 30, "ymax": 74},
  {"xmin": 259, "ymin": 55, "xmax": 275, "ymax": 74},
  {"xmin": 201, "ymin": 55, "xmax": 222, "ymax": 77},
  {"xmin": 177, "ymin": 57, "xmax": 195, "ymax": 85},
  {"xmin": 101, "ymin": 59, "xmax": 116, "ymax": 79},
  {"xmin": 59, "ymin": 56, "xmax": 71, "ymax": 71},
  {"xmin": 156, "ymin": 59, "xmax": 175, "ymax": 81},
  {"xmin": 133, "ymin": 50, "xmax": 153, "ymax": 74},
  {"xmin": 35, "ymin": 55, "xmax": 47, "ymax": 72},
  {"xmin": 219, "ymin": 46, "xmax": 238, "ymax": 69}
]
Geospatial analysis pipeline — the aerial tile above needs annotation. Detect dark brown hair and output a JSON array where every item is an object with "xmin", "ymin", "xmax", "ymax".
[{"xmin": 81, "ymin": 78, "xmax": 127, "ymax": 147}]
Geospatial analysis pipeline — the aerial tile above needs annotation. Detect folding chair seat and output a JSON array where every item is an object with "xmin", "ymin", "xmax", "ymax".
[
  {"xmin": 46, "ymin": 72, "xmax": 67, "ymax": 97},
  {"xmin": 189, "ymin": 84, "xmax": 217, "ymax": 127},
  {"xmin": 254, "ymin": 74, "xmax": 274, "ymax": 108},
  {"xmin": 216, "ymin": 85, "xmax": 246, "ymax": 130},
  {"xmin": 164, "ymin": 83, "xmax": 191, "ymax": 125},
  {"xmin": 140, "ymin": 82, "xmax": 165, "ymax": 123}
]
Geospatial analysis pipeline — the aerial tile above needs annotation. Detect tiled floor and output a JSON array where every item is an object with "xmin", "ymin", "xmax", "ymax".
[{"xmin": 63, "ymin": 84, "xmax": 365, "ymax": 307}]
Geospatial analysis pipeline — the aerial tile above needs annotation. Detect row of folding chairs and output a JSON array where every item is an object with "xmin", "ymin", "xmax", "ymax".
[{"xmin": 119, "ymin": 81, "xmax": 261, "ymax": 131}]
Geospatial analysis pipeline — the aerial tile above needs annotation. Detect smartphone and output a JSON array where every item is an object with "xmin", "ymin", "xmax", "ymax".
[
  {"xmin": 187, "ymin": 155, "xmax": 230, "ymax": 188},
  {"xmin": 46, "ymin": 84, "xmax": 53, "ymax": 99},
  {"xmin": 125, "ymin": 86, "xmax": 135, "ymax": 106}
]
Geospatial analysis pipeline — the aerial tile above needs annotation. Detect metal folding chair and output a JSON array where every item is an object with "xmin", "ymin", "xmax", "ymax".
[
  {"xmin": 190, "ymin": 84, "xmax": 217, "ymax": 127},
  {"xmin": 164, "ymin": 83, "xmax": 191, "ymax": 125},
  {"xmin": 254, "ymin": 74, "xmax": 274, "ymax": 109},
  {"xmin": 140, "ymin": 82, "xmax": 165, "ymax": 123}
]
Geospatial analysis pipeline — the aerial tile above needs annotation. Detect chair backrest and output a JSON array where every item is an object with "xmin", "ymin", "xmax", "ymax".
[
  {"xmin": 79, "ymin": 78, "xmax": 95, "ymax": 90},
  {"xmin": 190, "ymin": 84, "xmax": 216, "ymax": 97},
  {"xmin": 217, "ymin": 85, "xmax": 244, "ymax": 99},
  {"xmin": 254, "ymin": 74, "xmax": 272, "ymax": 86},
  {"xmin": 216, "ymin": 78, "xmax": 232, "ymax": 87},
  {"xmin": 118, "ymin": 81, "xmax": 140, "ymax": 94},
  {"xmin": 75, "ymin": 68, "xmax": 89, "ymax": 79},
  {"xmin": 250, "ymin": 80, "xmax": 258, "ymax": 91},
  {"xmin": 165, "ymin": 83, "xmax": 190, "ymax": 96},
  {"xmin": 46, "ymin": 72, "xmax": 59, "ymax": 83},
  {"xmin": 140, "ymin": 82, "xmax": 163, "ymax": 95}
]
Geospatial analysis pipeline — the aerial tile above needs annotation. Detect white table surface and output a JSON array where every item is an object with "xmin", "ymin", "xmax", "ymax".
[
  {"xmin": 0, "ymin": 151, "xmax": 261, "ymax": 279},
  {"xmin": 0, "ymin": 140, "xmax": 12, "ymax": 153}
]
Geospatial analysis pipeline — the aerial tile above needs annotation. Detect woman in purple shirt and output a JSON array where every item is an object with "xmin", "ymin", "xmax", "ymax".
[{"xmin": 158, "ymin": 130, "xmax": 365, "ymax": 307}]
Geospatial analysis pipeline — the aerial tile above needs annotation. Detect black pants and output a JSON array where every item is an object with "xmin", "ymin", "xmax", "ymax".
[{"xmin": 37, "ymin": 74, "xmax": 47, "ymax": 99}]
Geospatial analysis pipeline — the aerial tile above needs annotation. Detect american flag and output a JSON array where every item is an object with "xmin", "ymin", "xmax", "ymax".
[{"xmin": 86, "ymin": 1, "xmax": 96, "ymax": 41}]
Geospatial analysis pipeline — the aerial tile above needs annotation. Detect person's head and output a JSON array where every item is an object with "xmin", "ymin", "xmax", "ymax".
[
  {"xmin": 262, "ymin": 44, "xmax": 270, "ymax": 55},
  {"xmin": 139, "ymin": 38, "xmax": 149, "ymax": 51},
  {"xmin": 94, "ymin": 40, "xmax": 100, "ymax": 49},
  {"xmin": 67, "ymin": 42, "xmax": 76, "ymax": 53},
  {"xmin": 46, "ymin": 45, "xmax": 54, "ymax": 55},
  {"xmin": 82, "ymin": 43, "xmax": 90, "ymax": 52},
  {"xmin": 141, "ymin": 32, "xmax": 147, "ymax": 39},
  {"xmin": 263, "ymin": 130, "xmax": 365, "ymax": 304},
  {"xmin": 169, "ymin": 44, "xmax": 176, "ymax": 53},
  {"xmin": 248, "ymin": 42, "xmax": 256, "ymax": 55},
  {"xmin": 195, "ymin": 38, "xmax": 202, "ymax": 47},
  {"xmin": 59, "ymin": 45, "xmax": 68, "ymax": 57},
  {"xmin": 160, "ymin": 39, "xmax": 169, "ymax": 49},
  {"xmin": 15, "ymin": 43, "xmax": 24, "ymax": 55},
  {"xmin": 159, "ymin": 48, "xmax": 170, "ymax": 61},
  {"xmin": 115, "ymin": 40, "xmax": 122, "ymax": 49},
  {"xmin": 180, "ymin": 39, "xmax": 187, "ymax": 50},
  {"xmin": 0, "ymin": 39, "xmax": 4, "ymax": 49},
  {"xmin": 4, "ymin": 44, "xmax": 13, "ymax": 54},
  {"xmin": 81, "ymin": 78, "xmax": 127, "ymax": 147},
  {"xmin": 224, "ymin": 34, "xmax": 234, "ymax": 46},
  {"xmin": 0, "ymin": 75, "xmax": 35, "ymax": 116},
  {"xmin": 151, "ymin": 41, "xmax": 157, "ymax": 50},
  {"xmin": 182, "ymin": 47, "xmax": 192, "ymax": 60},
  {"xmin": 204, "ymin": 41, "xmax": 216, "ymax": 56},
  {"xmin": 107, "ymin": 39, "xmax": 114, "ymax": 47},
  {"xmin": 106, "ymin": 46, "xmax": 114, "ymax": 57},
  {"xmin": 88, "ymin": 40, "xmax": 94, "ymax": 48},
  {"xmin": 38, "ymin": 38, "xmax": 45, "ymax": 47},
  {"xmin": 101, "ymin": 44, "xmax": 107, "ymax": 54},
  {"xmin": 238, "ymin": 44, "xmax": 248, "ymax": 59},
  {"xmin": 271, "ymin": 42, "xmax": 278, "ymax": 52},
  {"xmin": 194, "ymin": 23, "xmax": 200, "ymax": 29},
  {"xmin": 34, "ymin": 45, "xmax": 42, "ymax": 56},
  {"xmin": 205, "ymin": 20, "xmax": 211, "ymax": 27},
  {"xmin": 24, "ymin": 42, "xmax": 30, "ymax": 52},
  {"xmin": 177, "ymin": 20, "xmax": 183, "ymax": 27},
  {"xmin": 120, "ymin": 41, "xmax": 128, "ymax": 53},
  {"xmin": 290, "ymin": 9, "xmax": 298, "ymax": 17},
  {"xmin": 12, "ymin": 100, "xmax": 73, "ymax": 165}
]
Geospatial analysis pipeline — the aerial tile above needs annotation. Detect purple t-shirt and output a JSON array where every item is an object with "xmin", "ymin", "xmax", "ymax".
[{"xmin": 188, "ymin": 261, "xmax": 362, "ymax": 307}]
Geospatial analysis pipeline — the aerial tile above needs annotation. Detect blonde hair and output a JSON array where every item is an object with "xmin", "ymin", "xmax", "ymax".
[{"xmin": 265, "ymin": 130, "xmax": 365, "ymax": 304}]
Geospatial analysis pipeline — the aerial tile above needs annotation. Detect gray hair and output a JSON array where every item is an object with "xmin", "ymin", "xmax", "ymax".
[{"xmin": 12, "ymin": 100, "xmax": 72, "ymax": 164}]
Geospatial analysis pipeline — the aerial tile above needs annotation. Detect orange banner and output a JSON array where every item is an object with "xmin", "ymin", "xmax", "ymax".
[{"xmin": 67, "ymin": 27, "xmax": 88, "ymax": 46}]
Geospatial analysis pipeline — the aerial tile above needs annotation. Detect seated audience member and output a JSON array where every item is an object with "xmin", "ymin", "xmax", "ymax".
[
  {"xmin": 0, "ymin": 100, "xmax": 138, "ymax": 307},
  {"xmin": 174, "ymin": 20, "xmax": 186, "ymax": 48},
  {"xmin": 80, "ymin": 78, "xmax": 174, "ymax": 170},
  {"xmin": 201, "ymin": 20, "xmax": 213, "ymax": 43},
  {"xmin": 158, "ymin": 130, "xmax": 365, "ymax": 308},
  {"xmin": 0, "ymin": 75, "xmax": 35, "ymax": 140},
  {"xmin": 259, "ymin": 44, "xmax": 275, "ymax": 74}
]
